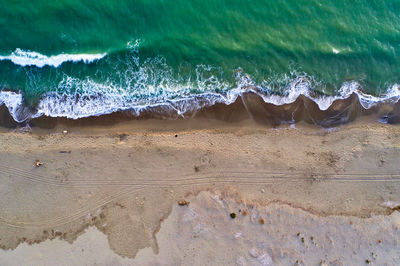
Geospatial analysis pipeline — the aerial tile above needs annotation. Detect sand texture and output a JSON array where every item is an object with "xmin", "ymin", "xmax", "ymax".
[
  {"xmin": 0, "ymin": 119, "xmax": 400, "ymax": 264},
  {"xmin": 2, "ymin": 191, "xmax": 400, "ymax": 265}
]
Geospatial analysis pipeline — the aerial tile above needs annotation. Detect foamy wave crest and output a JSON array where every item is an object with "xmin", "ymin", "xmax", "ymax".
[
  {"xmin": 1, "ymin": 71, "xmax": 400, "ymax": 123},
  {"xmin": 32, "ymin": 91, "xmax": 239, "ymax": 119},
  {"xmin": 0, "ymin": 48, "xmax": 106, "ymax": 67},
  {"xmin": 30, "ymin": 72, "xmax": 237, "ymax": 119},
  {"xmin": 0, "ymin": 91, "xmax": 35, "ymax": 122},
  {"xmin": 261, "ymin": 81, "xmax": 400, "ymax": 110},
  {"xmin": 25, "ymin": 60, "xmax": 234, "ymax": 119},
  {"xmin": 236, "ymin": 70, "xmax": 400, "ymax": 110}
]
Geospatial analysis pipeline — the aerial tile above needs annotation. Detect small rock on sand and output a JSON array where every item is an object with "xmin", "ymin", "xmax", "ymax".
[{"xmin": 178, "ymin": 199, "xmax": 189, "ymax": 206}]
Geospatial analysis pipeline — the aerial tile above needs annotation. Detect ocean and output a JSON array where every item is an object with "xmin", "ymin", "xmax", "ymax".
[{"xmin": 1, "ymin": 0, "xmax": 400, "ymax": 123}]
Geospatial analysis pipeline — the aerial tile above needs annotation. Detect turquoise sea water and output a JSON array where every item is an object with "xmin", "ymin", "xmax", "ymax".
[{"xmin": 1, "ymin": 0, "xmax": 400, "ymax": 120}]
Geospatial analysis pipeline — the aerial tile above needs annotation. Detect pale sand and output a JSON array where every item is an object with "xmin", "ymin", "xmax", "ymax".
[
  {"xmin": 0, "ymin": 118, "xmax": 400, "ymax": 264},
  {"xmin": 1, "ymin": 191, "xmax": 400, "ymax": 265},
  {"xmin": 0, "ymin": 227, "xmax": 134, "ymax": 265}
]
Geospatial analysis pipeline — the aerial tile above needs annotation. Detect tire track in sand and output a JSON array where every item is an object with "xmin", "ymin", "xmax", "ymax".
[
  {"xmin": 1, "ymin": 163, "xmax": 400, "ymax": 228},
  {"xmin": 0, "ymin": 164, "xmax": 400, "ymax": 188}
]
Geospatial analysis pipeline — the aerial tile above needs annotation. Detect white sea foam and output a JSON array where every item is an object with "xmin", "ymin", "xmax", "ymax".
[
  {"xmin": 0, "ymin": 48, "xmax": 106, "ymax": 68},
  {"xmin": 1, "ymin": 82, "xmax": 399, "ymax": 123},
  {"xmin": 32, "ymin": 89, "xmax": 235, "ymax": 120},
  {"xmin": 0, "ymin": 91, "xmax": 34, "ymax": 122},
  {"xmin": 1, "ymin": 70, "xmax": 400, "ymax": 122},
  {"xmin": 263, "ymin": 81, "xmax": 399, "ymax": 110},
  {"xmin": 236, "ymin": 71, "xmax": 400, "ymax": 110}
]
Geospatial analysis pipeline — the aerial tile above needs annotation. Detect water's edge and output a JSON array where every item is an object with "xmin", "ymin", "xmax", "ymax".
[{"xmin": 1, "ymin": 83, "xmax": 400, "ymax": 129}]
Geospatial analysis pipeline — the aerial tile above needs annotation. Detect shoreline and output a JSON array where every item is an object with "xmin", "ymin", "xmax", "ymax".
[{"xmin": 1, "ymin": 89, "xmax": 400, "ymax": 129}]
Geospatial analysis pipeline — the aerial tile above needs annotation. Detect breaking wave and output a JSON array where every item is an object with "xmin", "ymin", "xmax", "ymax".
[
  {"xmin": 0, "ymin": 48, "xmax": 106, "ymax": 68},
  {"xmin": 1, "ymin": 72, "xmax": 400, "ymax": 126}
]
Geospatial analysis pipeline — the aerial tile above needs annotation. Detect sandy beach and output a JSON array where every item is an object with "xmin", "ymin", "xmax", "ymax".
[
  {"xmin": 0, "ymin": 117, "xmax": 399, "ymax": 264},
  {"xmin": 3, "ymin": 0, "xmax": 400, "ymax": 264}
]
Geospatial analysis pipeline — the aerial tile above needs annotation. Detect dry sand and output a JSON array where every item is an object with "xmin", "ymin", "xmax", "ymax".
[
  {"xmin": 2, "ymin": 191, "xmax": 400, "ymax": 265},
  {"xmin": 0, "ymin": 118, "xmax": 400, "ymax": 264}
]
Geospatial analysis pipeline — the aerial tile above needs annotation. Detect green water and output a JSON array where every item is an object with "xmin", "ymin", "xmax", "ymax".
[{"xmin": 0, "ymin": 0, "xmax": 400, "ymax": 117}]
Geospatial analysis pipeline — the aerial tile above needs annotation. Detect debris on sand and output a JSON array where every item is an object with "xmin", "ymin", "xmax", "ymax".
[
  {"xmin": 62, "ymin": 130, "xmax": 68, "ymax": 134},
  {"xmin": 34, "ymin": 160, "xmax": 43, "ymax": 167},
  {"xmin": 259, "ymin": 218, "xmax": 265, "ymax": 224},
  {"xmin": 230, "ymin": 213, "xmax": 236, "ymax": 219},
  {"xmin": 178, "ymin": 199, "xmax": 189, "ymax": 206},
  {"xmin": 118, "ymin": 133, "xmax": 128, "ymax": 141}
]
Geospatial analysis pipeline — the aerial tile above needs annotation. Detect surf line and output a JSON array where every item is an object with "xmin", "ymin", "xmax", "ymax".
[{"xmin": 0, "ymin": 48, "xmax": 106, "ymax": 68}]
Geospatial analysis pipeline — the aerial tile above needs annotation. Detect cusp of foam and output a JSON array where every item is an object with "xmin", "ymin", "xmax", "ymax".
[
  {"xmin": 0, "ymin": 90, "xmax": 34, "ymax": 122},
  {"xmin": 236, "ymin": 71, "xmax": 400, "ymax": 111},
  {"xmin": 0, "ymin": 91, "xmax": 23, "ymax": 113},
  {"xmin": 33, "ymin": 74, "xmax": 400, "ymax": 120},
  {"xmin": 1, "ymin": 66, "xmax": 400, "ymax": 122},
  {"xmin": 0, "ymin": 48, "xmax": 106, "ymax": 68}
]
